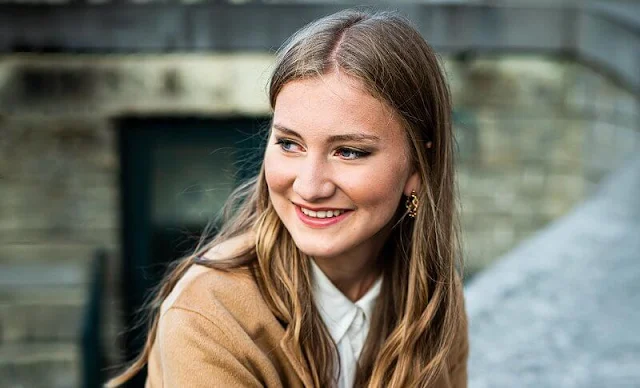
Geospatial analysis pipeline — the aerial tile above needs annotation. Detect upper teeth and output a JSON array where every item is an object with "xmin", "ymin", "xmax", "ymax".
[{"xmin": 300, "ymin": 207, "xmax": 345, "ymax": 218}]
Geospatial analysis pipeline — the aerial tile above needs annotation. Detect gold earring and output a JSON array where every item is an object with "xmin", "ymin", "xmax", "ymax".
[{"xmin": 405, "ymin": 190, "xmax": 418, "ymax": 218}]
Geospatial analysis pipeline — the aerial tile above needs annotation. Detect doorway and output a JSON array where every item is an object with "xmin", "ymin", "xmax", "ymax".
[{"xmin": 117, "ymin": 116, "xmax": 267, "ymax": 386}]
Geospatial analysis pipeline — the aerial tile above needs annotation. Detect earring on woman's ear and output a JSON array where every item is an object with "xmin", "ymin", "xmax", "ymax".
[
  {"xmin": 405, "ymin": 190, "xmax": 419, "ymax": 218},
  {"xmin": 426, "ymin": 141, "xmax": 433, "ymax": 149}
]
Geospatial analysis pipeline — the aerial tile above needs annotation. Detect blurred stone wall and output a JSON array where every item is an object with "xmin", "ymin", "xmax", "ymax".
[
  {"xmin": 0, "ymin": 53, "xmax": 637, "ymax": 386},
  {"xmin": 447, "ymin": 56, "xmax": 639, "ymax": 274},
  {"xmin": 0, "ymin": 54, "xmax": 273, "ymax": 387}
]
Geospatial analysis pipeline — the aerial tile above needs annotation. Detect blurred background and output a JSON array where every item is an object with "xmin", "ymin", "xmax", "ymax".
[{"xmin": 0, "ymin": 1, "xmax": 638, "ymax": 387}]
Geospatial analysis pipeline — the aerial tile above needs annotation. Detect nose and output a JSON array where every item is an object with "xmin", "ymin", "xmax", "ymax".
[{"xmin": 292, "ymin": 154, "xmax": 336, "ymax": 202}]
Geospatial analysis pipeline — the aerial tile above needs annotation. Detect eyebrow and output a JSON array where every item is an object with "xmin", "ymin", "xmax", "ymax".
[{"xmin": 272, "ymin": 124, "xmax": 381, "ymax": 143}]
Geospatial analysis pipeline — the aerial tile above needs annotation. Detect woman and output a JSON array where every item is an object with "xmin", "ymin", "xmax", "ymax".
[{"xmin": 109, "ymin": 9, "xmax": 468, "ymax": 388}]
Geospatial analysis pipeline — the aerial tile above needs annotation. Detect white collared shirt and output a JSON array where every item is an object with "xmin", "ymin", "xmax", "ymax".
[{"xmin": 310, "ymin": 260, "xmax": 382, "ymax": 388}]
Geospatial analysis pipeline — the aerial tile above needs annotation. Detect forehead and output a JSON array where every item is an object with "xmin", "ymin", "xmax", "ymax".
[{"xmin": 272, "ymin": 72, "xmax": 405, "ymax": 143}]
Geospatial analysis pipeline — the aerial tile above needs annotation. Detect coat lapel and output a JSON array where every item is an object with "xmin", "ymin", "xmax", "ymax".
[{"xmin": 280, "ymin": 336, "xmax": 314, "ymax": 388}]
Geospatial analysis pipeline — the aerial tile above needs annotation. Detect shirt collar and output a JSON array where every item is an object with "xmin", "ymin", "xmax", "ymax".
[{"xmin": 310, "ymin": 259, "xmax": 382, "ymax": 343}]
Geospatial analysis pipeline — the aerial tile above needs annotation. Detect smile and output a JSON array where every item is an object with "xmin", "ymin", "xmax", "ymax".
[
  {"xmin": 294, "ymin": 205, "xmax": 352, "ymax": 228},
  {"xmin": 299, "ymin": 207, "xmax": 345, "ymax": 218}
]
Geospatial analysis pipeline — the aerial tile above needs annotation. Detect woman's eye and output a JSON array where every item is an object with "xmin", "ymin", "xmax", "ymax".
[
  {"xmin": 275, "ymin": 138, "xmax": 301, "ymax": 153},
  {"xmin": 335, "ymin": 148, "xmax": 370, "ymax": 160}
]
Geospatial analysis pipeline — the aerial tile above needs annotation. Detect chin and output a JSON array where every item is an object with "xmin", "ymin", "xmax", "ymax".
[{"xmin": 289, "ymin": 235, "xmax": 343, "ymax": 259}]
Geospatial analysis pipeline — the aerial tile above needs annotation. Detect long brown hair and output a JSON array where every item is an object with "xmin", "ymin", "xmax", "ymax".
[{"xmin": 108, "ymin": 9, "xmax": 462, "ymax": 388}]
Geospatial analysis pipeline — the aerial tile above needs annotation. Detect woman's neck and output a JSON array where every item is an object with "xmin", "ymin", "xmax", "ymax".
[{"xmin": 313, "ymin": 247, "xmax": 382, "ymax": 302}]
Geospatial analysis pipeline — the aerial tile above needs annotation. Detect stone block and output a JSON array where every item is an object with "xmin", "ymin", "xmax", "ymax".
[
  {"xmin": 509, "ymin": 200, "xmax": 540, "ymax": 223},
  {"xmin": 515, "ymin": 120, "xmax": 563, "ymax": 164},
  {"xmin": 462, "ymin": 229, "xmax": 502, "ymax": 273},
  {"xmin": 491, "ymin": 224, "xmax": 516, "ymax": 253},
  {"xmin": 539, "ymin": 196, "xmax": 574, "ymax": 219},
  {"xmin": 0, "ymin": 301, "xmax": 84, "ymax": 343},
  {"xmin": 0, "ymin": 343, "xmax": 79, "ymax": 388},
  {"xmin": 454, "ymin": 56, "xmax": 567, "ymax": 113},
  {"xmin": 0, "ymin": 263, "xmax": 88, "ymax": 288},
  {"xmin": 546, "ymin": 120, "xmax": 586, "ymax": 169},
  {"xmin": 584, "ymin": 122, "xmax": 640, "ymax": 178},
  {"xmin": 477, "ymin": 118, "xmax": 520, "ymax": 166},
  {"xmin": 455, "ymin": 166, "xmax": 472, "ymax": 194},
  {"xmin": 0, "ymin": 286, "xmax": 85, "ymax": 305},
  {"xmin": 0, "ymin": 241, "xmax": 115, "ymax": 265},
  {"xmin": 0, "ymin": 228, "xmax": 119, "ymax": 246},
  {"xmin": 0, "ymin": 117, "xmax": 117, "ymax": 182},
  {"xmin": 464, "ymin": 169, "xmax": 523, "ymax": 206},
  {"xmin": 545, "ymin": 173, "xmax": 585, "ymax": 203},
  {"xmin": 0, "ymin": 181, "xmax": 118, "ymax": 235},
  {"xmin": 0, "ymin": 55, "xmax": 274, "ymax": 117},
  {"xmin": 565, "ymin": 62, "xmax": 600, "ymax": 114},
  {"xmin": 567, "ymin": 61, "xmax": 639, "ymax": 124},
  {"xmin": 517, "ymin": 165, "xmax": 547, "ymax": 195}
]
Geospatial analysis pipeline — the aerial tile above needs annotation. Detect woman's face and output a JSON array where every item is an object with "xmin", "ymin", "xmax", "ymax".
[{"xmin": 264, "ymin": 72, "xmax": 420, "ymax": 261}]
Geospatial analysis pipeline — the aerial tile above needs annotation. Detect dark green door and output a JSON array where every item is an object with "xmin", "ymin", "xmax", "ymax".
[{"xmin": 118, "ymin": 117, "xmax": 267, "ymax": 387}]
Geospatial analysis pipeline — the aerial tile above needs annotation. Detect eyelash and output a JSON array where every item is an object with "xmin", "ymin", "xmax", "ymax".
[
  {"xmin": 274, "ymin": 138, "xmax": 371, "ymax": 160},
  {"xmin": 274, "ymin": 138, "xmax": 301, "ymax": 153},
  {"xmin": 335, "ymin": 148, "xmax": 370, "ymax": 160}
]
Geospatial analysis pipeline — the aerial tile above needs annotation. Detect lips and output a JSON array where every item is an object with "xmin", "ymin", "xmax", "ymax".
[
  {"xmin": 294, "ymin": 205, "xmax": 352, "ymax": 228},
  {"xmin": 299, "ymin": 207, "xmax": 346, "ymax": 219}
]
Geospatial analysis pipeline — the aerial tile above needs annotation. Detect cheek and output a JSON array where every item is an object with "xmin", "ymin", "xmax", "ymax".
[
  {"xmin": 264, "ymin": 149, "xmax": 292, "ymax": 195},
  {"xmin": 353, "ymin": 183, "xmax": 403, "ymax": 213},
  {"xmin": 341, "ymin": 162, "xmax": 407, "ymax": 211}
]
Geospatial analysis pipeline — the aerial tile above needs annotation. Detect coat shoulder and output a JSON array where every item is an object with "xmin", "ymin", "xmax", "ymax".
[
  {"xmin": 148, "ymin": 263, "xmax": 292, "ymax": 388},
  {"xmin": 161, "ymin": 263, "xmax": 273, "ymax": 331},
  {"xmin": 162, "ymin": 233, "xmax": 267, "ymax": 322}
]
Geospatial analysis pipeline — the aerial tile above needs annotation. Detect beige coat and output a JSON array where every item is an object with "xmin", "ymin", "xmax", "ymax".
[{"xmin": 146, "ymin": 263, "xmax": 469, "ymax": 388}]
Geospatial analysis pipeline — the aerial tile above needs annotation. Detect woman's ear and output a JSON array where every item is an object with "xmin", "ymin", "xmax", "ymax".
[{"xmin": 403, "ymin": 171, "xmax": 421, "ymax": 196}]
